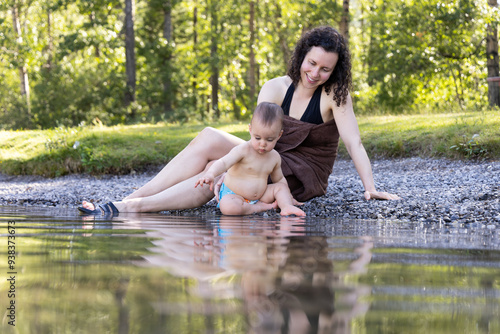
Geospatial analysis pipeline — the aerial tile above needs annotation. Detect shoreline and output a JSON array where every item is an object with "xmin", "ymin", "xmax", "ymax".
[{"xmin": 1, "ymin": 157, "xmax": 499, "ymax": 227}]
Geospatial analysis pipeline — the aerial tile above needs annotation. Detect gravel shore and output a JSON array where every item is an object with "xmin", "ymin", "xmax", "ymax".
[{"xmin": 1, "ymin": 158, "xmax": 499, "ymax": 227}]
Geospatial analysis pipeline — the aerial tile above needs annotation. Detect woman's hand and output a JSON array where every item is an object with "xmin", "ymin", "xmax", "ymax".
[{"xmin": 364, "ymin": 190, "xmax": 400, "ymax": 200}]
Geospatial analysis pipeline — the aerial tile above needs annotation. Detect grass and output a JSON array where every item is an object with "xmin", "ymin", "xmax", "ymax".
[
  {"xmin": 1, "ymin": 110, "xmax": 498, "ymax": 177},
  {"xmin": 347, "ymin": 110, "xmax": 500, "ymax": 159}
]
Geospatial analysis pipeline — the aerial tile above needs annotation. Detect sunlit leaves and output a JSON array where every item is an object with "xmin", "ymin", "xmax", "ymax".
[
  {"xmin": 355, "ymin": 0, "xmax": 489, "ymax": 112},
  {"xmin": 0, "ymin": 0, "xmax": 497, "ymax": 129}
]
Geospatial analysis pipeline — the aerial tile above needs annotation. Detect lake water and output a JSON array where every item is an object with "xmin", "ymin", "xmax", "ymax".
[{"xmin": 1, "ymin": 205, "xmax": 499, "ymax": 333}]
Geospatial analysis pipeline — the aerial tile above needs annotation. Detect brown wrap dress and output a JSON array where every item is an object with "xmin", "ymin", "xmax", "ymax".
[{"xmin": 277, "ymin": 83, "xmax": 340, "ymax": 201}]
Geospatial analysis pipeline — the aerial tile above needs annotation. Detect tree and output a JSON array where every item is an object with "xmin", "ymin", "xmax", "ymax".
[
  {"xmin": 192, "ymin": 4, "xmax": 199, "ymax": 118},
  {"xmin": 339, "ymin": 0, "xmax": 350, "ymax": 42},
  {"xmin": 248, "ymin": 0, "xmax": 257, "ymax": 107},
  {"xmin": 124, "ymin": 0, "xmax": 136, "ymax": 108},
  {"xmin": 11, "ymin": 0, "xmax": 31, "ymax": 116},
  {"xmin": 162, "ymin": 0, "xmax": 173, "ymax": 115},
  {"xmin": 209, "ymin": 0, "xmax": 219, "ymax": 118},
  {"xmin": 362, "ymin": 0, "xmax": 486, "ymax": 111},
  {"xmin": 271, "ymin": 1, "xmax": 291, "ymax": 68},
  {"xmin": 45, "ymin": 2, "xmax": 54, "ymax": 69},
  {"xmin": 1, "ymin": 0, "xmax": 498, "ymax": 129},
  {"xmin": 487, "ymin": 0, "xmax": 499, "ymax": 107}
]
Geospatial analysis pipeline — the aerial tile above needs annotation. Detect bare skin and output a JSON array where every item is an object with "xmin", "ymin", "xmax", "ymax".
[
  {"xmin": 82, "ymin": 127, "xmax": 244, "ymax": 212},
  {"xmin": 195, "ymin": 115, "xmax": 306, "ymax": 217},
  {"xmin": 258, "ymin": 47, "xmax": 400, "ymax": 201},
  {"xmin": 81, "ymin": 46, "xmax": 399, "ymax": 214}
]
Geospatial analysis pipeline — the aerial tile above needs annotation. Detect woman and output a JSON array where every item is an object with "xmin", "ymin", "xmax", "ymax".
[{"xmin": 80, "ymin": 26, "xmax": 399, "ymax": 215}]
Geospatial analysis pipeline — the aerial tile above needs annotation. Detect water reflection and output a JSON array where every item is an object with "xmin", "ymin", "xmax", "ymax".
[
  {"xmin": 140, "ymin": 215, "xmax": 372, "ymax": 333},
  {"xmin": 0, "ymin": 206, "xmax": 499, "ymax": 333}
]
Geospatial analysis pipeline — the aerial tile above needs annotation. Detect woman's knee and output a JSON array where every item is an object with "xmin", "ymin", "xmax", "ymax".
[
  {"xmin": 192, "ymin": 127, "xmax": 223, "ymax": 146},
  {"xmin": 188, "ymin": 127, "xmax": 243, "ymax": 162},
  {"xmin": 188, "ymin": 127, "xmax": 229, "ymax": 153}
]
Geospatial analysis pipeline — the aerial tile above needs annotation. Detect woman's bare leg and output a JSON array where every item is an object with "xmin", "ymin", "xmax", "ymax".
[
  {"xmin": 83, "ymin": 165, "xmax": 222, "ymax": 213},
  {"xmin": 81, "ymin": 127, "xmax": 244, "ymax": 212},
  {"xmin": 126, "ymin": 127, "xmax": 245, "ymax": 199},
  {"xmin": 115, "ymin": 172, "xmax": 219, "ymax": 212}
]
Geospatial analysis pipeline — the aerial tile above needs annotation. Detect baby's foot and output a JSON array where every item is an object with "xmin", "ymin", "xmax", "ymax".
[{"xmin": 280, "ymin": 205, "xmax": 306, "ymax": 217}]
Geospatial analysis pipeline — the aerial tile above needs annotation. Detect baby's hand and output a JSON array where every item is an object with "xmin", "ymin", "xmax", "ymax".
[{"xmin": 195, "ymin": 176, "xmax": 214, "ymax": 190}]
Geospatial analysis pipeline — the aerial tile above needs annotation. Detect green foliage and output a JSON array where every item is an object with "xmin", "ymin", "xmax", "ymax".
[
  {"xmin": 450, "ymin": 134, "xmax": 489, "ymax": 160},
  {"xmin": 1, "ymin": 110, "xmax": 498, "ymax": 177},
  {"xmin": 0, "ymin": 0, "xmax": 498, "ymax": 129},
  {"xmin": 0, "ymin": 122, "xmax": 237, "ymax": 176},
  {"xmin": 337, "ymin": 108, "xmax": 500, "ymax": 159},
  {"xmin": 352, "ymin": 0, "xmax": 495, "ymax": 114}
]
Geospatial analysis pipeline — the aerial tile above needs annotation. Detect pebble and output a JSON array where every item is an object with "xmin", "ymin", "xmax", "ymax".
[{"xmin": 0, "ymin": 157, "xmax": 499, "ymax": 228}]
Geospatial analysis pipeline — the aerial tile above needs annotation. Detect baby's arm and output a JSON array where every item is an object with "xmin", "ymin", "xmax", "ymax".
[
  {"xmin": 195, "ymin": 144, "xmax": 246, "ymax": 190},
  {"xmin": 269, "ymin": 153, "xmax": 287, "ymax": 185},
  {"xmin": 268, "ymin": 153, "xmax": 302, "ymax": 206},
  {"xmin": 194, "ymin": 173, "xmax": 216, "ymax": 190}
]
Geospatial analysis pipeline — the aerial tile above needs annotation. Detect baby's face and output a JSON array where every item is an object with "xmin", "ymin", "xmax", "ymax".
[{"xmin": 249, "ymin": 119, "xmax": 283, "ymax": 155}]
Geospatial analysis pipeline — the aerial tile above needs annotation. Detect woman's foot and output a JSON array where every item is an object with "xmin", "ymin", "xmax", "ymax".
[
  {"xmin": 78, "ymin": 201, "xmax": 119, "ymax": 216},
  {"xmin": 81, "ymin": 201, "xmax": 95, "ymax": 211}
]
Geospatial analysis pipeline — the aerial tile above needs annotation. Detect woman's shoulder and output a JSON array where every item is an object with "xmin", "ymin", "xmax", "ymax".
[
  {"xmin": 258, "ymin": 76, "xmax": 292, "ymax": 105},
  {"xmin": 268, "ymin": 75, "xmax": 292, "ymax": 85}
]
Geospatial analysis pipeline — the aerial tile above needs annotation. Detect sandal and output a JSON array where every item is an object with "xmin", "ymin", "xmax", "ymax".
[{"xmin": 78, "ymin": 202, "xmax": 119, "ymax": 216}]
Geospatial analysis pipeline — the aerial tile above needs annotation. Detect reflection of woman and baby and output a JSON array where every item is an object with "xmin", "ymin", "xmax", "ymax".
[
  {"xmin": 78, "ymin": 25, "xmax": 399, "ymax": 217},
  {"xmin": 140, "ymin": 215, "xmax": 373, "ymax": 333}
]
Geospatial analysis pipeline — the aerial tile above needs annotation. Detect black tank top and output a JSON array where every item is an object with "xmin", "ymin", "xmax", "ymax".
[{"xmin": 281, "ymin": 83, "xmax": 324, "ymax": 125}]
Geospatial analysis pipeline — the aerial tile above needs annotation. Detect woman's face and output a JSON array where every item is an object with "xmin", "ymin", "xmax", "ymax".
[{"xmin": 300, "ymin": 46, "xmax": 339, "ymax": 89}]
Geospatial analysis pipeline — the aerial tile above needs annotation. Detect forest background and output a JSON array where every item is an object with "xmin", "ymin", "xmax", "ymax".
[{"xmin": 1, "ymin": 0, "xmax": 499, "ymax": 130}]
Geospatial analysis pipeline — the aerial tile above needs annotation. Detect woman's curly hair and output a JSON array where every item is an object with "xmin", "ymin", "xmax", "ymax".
[{"xmin": 288, "ymin": 26, "xmax": 352, "ymax": 107}]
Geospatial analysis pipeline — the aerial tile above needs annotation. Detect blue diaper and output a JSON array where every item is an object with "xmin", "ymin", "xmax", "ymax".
[{"xmin": 218, "ymin": 182, "xmax": 258, "ymax": 208}]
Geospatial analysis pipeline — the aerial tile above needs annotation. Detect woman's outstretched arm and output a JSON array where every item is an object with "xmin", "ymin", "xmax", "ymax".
[{"xmin": 333, "ymin": 94, "xmax": 400, "ymax": 200}]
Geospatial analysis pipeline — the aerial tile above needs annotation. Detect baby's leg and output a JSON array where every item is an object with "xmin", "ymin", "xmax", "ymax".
[
  {"xmin": 219, "ymin": 194, "xmax": 277, "ymax": 216},
  {"xmin": 262, "ymin": 184, "xmax": 306, "ymax": 217}
]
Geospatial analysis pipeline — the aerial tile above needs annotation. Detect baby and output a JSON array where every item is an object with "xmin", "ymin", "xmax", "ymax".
[{"xmin": 195, "ymin": 102, "xmax": 306, "ymax": 216}]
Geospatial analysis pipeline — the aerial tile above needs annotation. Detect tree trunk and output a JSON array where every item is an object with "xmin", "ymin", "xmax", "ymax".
[
  {"xmin": 229, "ymin": 71, "xmax": 240, "ymax": 119},
  {"xmin": 367, "ymin": 8, "xmax": 375, "ymax": 86},
  {"xmin": 12, "ymin": 0, "xmax": 31, "ymax": 115},
  {"xmin": 339, "ymin": 0, "xmax": 350, "ymax": 42},
  {"xmin": 367, "ymin": 2, "xmax": 384, "ymax": 87},
  {"xmin": 248, "ymin": 0, "xmax": 256, "ymax": 108},
  {"xmin": 209, "ymin": 0, "xmax": 219, "ymax": 118},
  {"xmin": 124, "ymin": 0, "xmax": 136, "ymax": 109},
  {"xmin": 273, "ymin": 2, "xmax": 290, "ymax": 68},
  {"xmin": 46, "ymin": 7, "xmax": 54, "ymax": 69},
  {"xmin": 163, "ymin": 0, "xmax": 173, "ymax": 115},
  {"xmin": 89, "ymin": 11, "xmax": 100, "ymax": 57},
  {"xmin": 487, "ymin": 0, "xmax": 499, "ymax": 107},
  {"xmin": 193, "ymin": 6, "xmax": 200, "ymax": 119}
]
